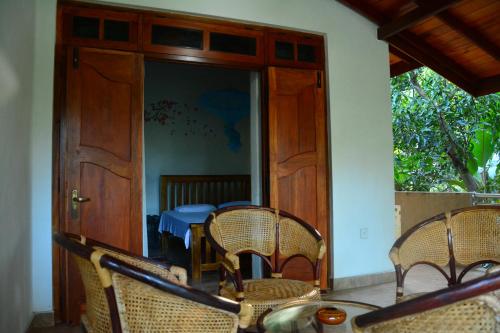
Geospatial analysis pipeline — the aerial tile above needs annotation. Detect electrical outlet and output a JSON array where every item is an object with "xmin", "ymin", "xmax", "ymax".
[{"xmin": 360, "ymin": 228, "xmax": 368, "ymax": 239}]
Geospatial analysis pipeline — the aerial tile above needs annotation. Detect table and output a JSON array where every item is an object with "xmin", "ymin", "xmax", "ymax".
[
  {"xmin": 160, "ymin": 224, "xmax": 220, "ymax": 282},
  {"xmin": 257, "ymin": 300, "xmax": 380, "ymax": 333},
  {"xmin": 190, "ymin": 224, "xmax": 220, "ymax": 281}
]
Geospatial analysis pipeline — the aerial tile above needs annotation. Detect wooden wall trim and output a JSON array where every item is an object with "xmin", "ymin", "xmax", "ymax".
[
  {"xmin": 53, "ymin": 0, "xmax": 330, "ymax": 323},
  {"xmin": 58, "ymin": 1, "xmax": 325, "ymax": 70}
]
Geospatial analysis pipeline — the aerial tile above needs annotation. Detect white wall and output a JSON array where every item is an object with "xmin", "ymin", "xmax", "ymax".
[
  {"xmin": 0, "ymin": 0, "xmax": 35, "ymax": 331},
  {"xmin": 249, "ymin": 72, "xmax": 263, "ymax": 279},
  {"xmin": 30, "ymin": 0, "xmax": 394, "ymax": 310},
  {"xmin": 31, "ymin": 0, "xmax": 56, "ymax": 313},
  {"xmin": 144, "ymin": 62, "xmax": 251, "ymax": 214}
]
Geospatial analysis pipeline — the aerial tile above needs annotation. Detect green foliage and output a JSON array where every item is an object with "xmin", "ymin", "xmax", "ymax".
[{"xmin": 392, "ymin": 68, "xmax": 499, "ymax": 193}]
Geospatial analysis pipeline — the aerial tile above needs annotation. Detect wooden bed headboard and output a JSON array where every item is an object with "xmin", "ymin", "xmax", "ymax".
[{"xmin": 159, "ymin": 175, "xmax": 251, "ymax": 213}]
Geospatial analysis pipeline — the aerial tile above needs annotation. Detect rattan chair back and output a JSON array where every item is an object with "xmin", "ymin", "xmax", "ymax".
[
  {"xmin": 450, "ymin": 207, "xmax": 499, "ymax": 266},
  {"xmin": 389, "ymin": 206, "xmax": 500, "ymax": 301},
  {"xmin": 208, "ymin": 208, "xmax": 277, "ymax": 256},
  {"xmin": 54, "ymin": 232, "xmax": 190, "ymax": 333},
  {"xmin": 278, "ymin": 216, "xmax": 326, "ymax": 264},
  {"xmin": 85, "ymin": 238, "xmax": 187, "ymax": 285},
  {"xmin": 390, "ymin": 217, "xmax": 449, "ymax": 271},
  {"xmin": 204, "ymin": 206, "xmax": 325, "ymax": 324},
  {"xmin": 99, "ymin": 253, "xmax": 253, "ymax": 332},
  {"xmin": 352, "ymin": 270, "xmax": 500, "ymax": 333},
  {"xmin": 53, "ymin": 233, "xmax": 118, "ymax": 333},
  {"xmin": 205, "ymin": 206, "xmax": 325, "ymax": 279}
]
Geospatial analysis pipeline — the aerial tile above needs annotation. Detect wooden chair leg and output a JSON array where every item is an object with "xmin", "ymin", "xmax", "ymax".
[
  {"xmin": 219, "ymin": 265, "xmax": 227, "ymax": 294},
  {"xmin": 160, "ymin": 232, "xmax": 169, "ymax": 257},
  {"xmin": 191, "ymin": 225, "xmax": 202, "ymax": 282}
]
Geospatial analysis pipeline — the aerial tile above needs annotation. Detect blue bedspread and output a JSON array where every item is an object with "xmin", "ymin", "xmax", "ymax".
[{"xmin": 158, "ymin": 211, "xmax": 211, "ymax": 249}]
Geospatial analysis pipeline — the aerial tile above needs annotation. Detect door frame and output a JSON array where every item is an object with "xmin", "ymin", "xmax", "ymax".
[
  {"xmin": 52, "ymin": 2, "xmax": 330, "ymax": 322},
  {"xmin": 52, "ymin": 49, "xmax": 271, "ymax": 324}
]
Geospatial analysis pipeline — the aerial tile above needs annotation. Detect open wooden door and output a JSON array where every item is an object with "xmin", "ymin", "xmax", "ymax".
[
  {"xmin": 61, "ymin": 47, "xmax": 143, "ymax": 322},
  {"xmin": 268, "ymin": 67, "xmax": 329, "ymax": 289}
]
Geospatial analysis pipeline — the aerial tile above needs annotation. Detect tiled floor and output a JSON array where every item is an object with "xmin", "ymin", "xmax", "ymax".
[
  {"xmin": 327, "ymin": 265, "xmax": 481, "ymax": 307},
  {"xmin": 28, "ymin": 265, "xmax": 484, "ymax": 332}
]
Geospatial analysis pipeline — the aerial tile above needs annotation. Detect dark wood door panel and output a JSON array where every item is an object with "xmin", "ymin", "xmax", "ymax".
[
  {"xmin": 80, "ymin": 65, "xmax": 132, "ymax": 161},
  {"xmin": 62, "ymin": 47, "xmax": 143, "ymax": 323},
  {"xmin": 269, "ymin": 67, "xmax": 329, "ymax": 289},
  {"xmin": 278, "ymin": 167, "xmax": 318, "ymax": 225},
  {"xmin": 80, "ymin": 162, "xmax": 131, "ymax": 249}
]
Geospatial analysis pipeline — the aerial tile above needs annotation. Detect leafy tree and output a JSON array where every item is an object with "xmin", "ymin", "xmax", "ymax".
[{"xmin": 392, "ymin": 68, "xmax": 499, "ymax": 193}]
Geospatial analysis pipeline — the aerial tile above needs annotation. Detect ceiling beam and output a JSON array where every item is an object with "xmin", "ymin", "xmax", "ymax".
[
  {"xmin": 377, "ymin": 0, "xmax": 461, "ymax": 40},
  {"xmin": 389, "ymin": 46, "xmax": 422, "ymax": 76},
  {"xmin": 389, "ymin": 46, "xmax": 421, "ymax": 65},
  {"xmin": 475, "ymin": 75, "xmax": 500, "ymax": 97},
  {"xmin": 337, "ymin": 0, "xmax": 478, "ymax": 95},
  {"xmin": 389, "ymin": 34, "xmax": 476, "ymax": 94},
  {"xmin": 391, "ymin": 61, "xmax": 421, "ymax": 77},
  {"xmin": 436, "ymin": 11, "xmax": 500, "ymax": 61}
]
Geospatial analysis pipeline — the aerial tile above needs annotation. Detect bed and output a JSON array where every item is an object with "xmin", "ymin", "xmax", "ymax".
[{"xmin": 159, "ymin": 174, "xmax": 251, "ymax": 281}]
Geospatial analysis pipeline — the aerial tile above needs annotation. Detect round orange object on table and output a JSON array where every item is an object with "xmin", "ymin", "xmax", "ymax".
[{"xmin": 316, "ymin": 307, "xmax": 347, "ymax": 325}]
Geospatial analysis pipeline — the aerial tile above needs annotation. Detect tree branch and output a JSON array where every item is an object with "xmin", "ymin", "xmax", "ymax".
[{"xmin": 408, "ymin": 72, "xmax": 478, "ymax": 191}]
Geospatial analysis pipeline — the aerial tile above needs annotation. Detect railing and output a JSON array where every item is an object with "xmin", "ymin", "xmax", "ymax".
[
  {"xmin": 471, "ymin": 192, "xmax": 500, "ymax": 206},
  {"xmin": 395, "ymin": 191, "xmax": 499, "ymax": 233}
]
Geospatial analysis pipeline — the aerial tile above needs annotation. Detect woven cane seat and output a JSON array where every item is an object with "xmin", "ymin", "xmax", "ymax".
[{"xmin": 220, "ymin": 279, "xmax": 321, "ymax": 324}]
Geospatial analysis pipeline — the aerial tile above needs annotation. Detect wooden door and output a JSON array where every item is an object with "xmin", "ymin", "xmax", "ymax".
[
  {"xmin": 62, "ymin": 47, "xmax": 143, "ymax": 322},
  {"xmin": 268, "ymin": 67, "xmax": 329, "ymax": 289}
]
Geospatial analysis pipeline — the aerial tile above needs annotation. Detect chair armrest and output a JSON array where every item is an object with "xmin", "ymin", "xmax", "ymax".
[
  {"xmin": 317, "ymin": 239, "xmax": 326, "ymax": 260},
  {"xmin": 238, "ymin": 302, "xmax": 254, "ymax": 329},
  {"xmin": 221, "ymin": 252, "xmax": 240, "ymax": 273},
  {"xmin": 169, "ymin": 266, "xmax": 188, "ymax": 285}
]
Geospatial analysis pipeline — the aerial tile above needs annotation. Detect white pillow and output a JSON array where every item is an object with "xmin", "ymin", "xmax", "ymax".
[{"xmin": 174, "ymin": 204, "xmax": 216, "ymax": 213}]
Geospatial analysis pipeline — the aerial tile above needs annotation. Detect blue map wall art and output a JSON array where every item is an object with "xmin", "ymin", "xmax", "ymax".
[{"xmin": 198, "ymin": 89, "xmax": 250, "ymax": 152}]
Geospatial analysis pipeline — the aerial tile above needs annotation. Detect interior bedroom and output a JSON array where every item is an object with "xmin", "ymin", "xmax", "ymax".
[{"xmin": 143, "ymin": 61, "xmax": 261, "ymax": 289}]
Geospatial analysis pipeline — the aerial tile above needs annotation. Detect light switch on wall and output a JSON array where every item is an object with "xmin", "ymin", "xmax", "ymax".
[{"xmin": 360, "ymin": 227, "xmax": 368, "ymax": 239}]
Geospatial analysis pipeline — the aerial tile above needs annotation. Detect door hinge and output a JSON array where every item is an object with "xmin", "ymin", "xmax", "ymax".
[
  {"xmin": 317, "ymin": 71, "xmax": 321, "ymax": 88},
  {"xmin": 73, "ymin": 48, "xmax": 79, "ymax": 69}
]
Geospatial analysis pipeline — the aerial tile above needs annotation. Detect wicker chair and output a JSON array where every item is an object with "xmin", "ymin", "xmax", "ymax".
[
  {"xmin": 389, "ymin": 206, "xmax": 499, "ymax": 302},
  {"xmin": 53, "ymin": 232, "xmax": 188, "ymax": 333},
  {"xmin": 101, "ymin": 253, "xmax": 253, "ymax": 333},
  {"xmin": 55, "ymin": 232, "xmax": 253, "ymax": 333},
  {"xmin": 352, "ymin": 269, "xmax": 500, "ymax": 333},
  {"xmin": 204, "ymin": 206, "xmax": 326, "ymax": 324}
]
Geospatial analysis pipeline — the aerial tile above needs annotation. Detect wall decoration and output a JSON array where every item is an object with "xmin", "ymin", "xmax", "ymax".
[
  {"xmin": 144, "ymin": 98, "xmax": 216, "ymax": 138},
  {"xmin": 198, "ymin": 89, "xmax": 250, "ymax": 152}
]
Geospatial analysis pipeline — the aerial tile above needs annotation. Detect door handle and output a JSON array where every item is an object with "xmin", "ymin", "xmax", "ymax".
[
  {"xmin": 72, "ymin": 189, "xmax": 90, "ymax": 203},
  {"xmin": 72, "ymin": 195, "xmax": 90, "ymax": 203},
  {"xmin": 71, "ymin": 189, "xmax": 90, "ymax": 219}
]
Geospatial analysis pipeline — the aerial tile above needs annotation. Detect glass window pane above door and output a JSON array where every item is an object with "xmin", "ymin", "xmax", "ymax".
[
  {"xmin": 275, "ymin": 41, "xmax": 294, "ymax": 60},
  {"xmin": 209, "ymin": 32, "xmax": 257, "ymax": 56},
  {"xmin": 73, "ymin": 16, "xmax": 99, "ymax": 39},
  {"xmin": 151, "ymin": 25, "xmax": 204, "ymax": 49},
  {"xmin": 104, "ymin": 20, "xmax": 130, "ymax": 42},
  {"xmin": 297, "ymin": 44, "xmax": 316, "ymax": 63}
]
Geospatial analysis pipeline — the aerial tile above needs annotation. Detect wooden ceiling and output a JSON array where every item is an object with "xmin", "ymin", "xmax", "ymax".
[{"xmin": 337, "ymin": 0, "xmax": 500, "ymax": 96}]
